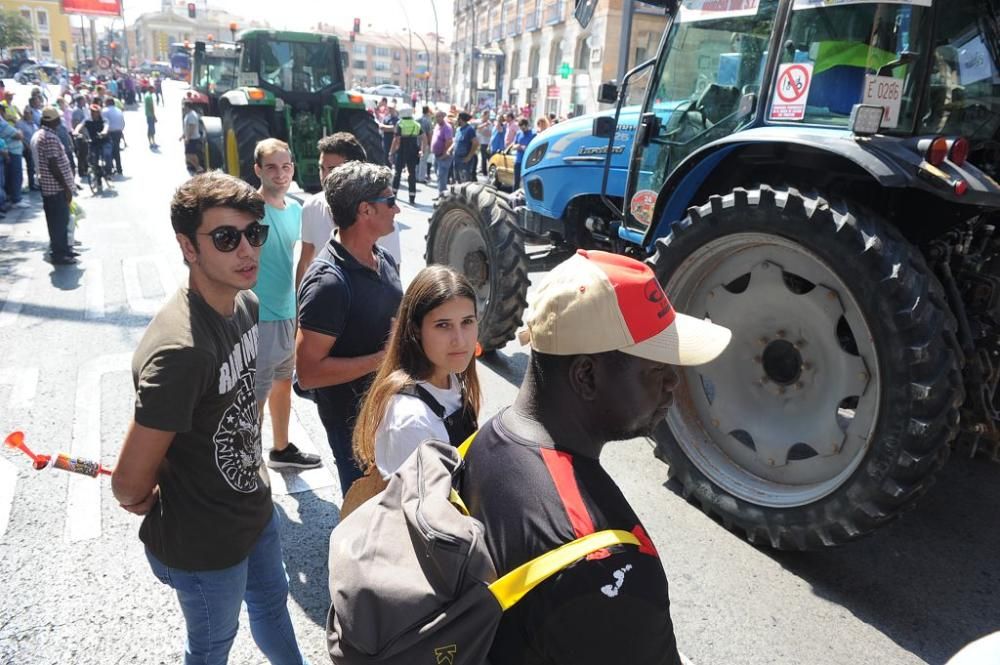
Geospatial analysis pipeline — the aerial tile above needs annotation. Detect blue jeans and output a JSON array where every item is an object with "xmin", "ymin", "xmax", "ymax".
[
  {"xmin": 6, "ymin": 153, "xmax": 23, "ymax": 203},
  {"xmin": 435, "ymin": 154, "xmax": 453, "ymax": 194},
  {"xmin": 145, "ymin": 508, "xmax": 308, "ymax": 665},
  {"xmin": 316, "ymin": 394, "xmax": 363, "ymax": 497}
]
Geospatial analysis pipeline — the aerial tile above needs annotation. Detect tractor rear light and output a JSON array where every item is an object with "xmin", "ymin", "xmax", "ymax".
[
  {"xmin": 247, "ymin": 88, "xmax": 266, "ymax": 101},
  {"xmin": 926, "ymin": 136, "xmax": 949, "ymax": 166},
  {"xmin": 954, "ymin": 179, "xmax": 969, "ymax": 197},
  {"xmin": 348, "ymin": 94, "xmax": 364, "ymax": 104},
  {"xmin": 949, "ymin": 137, "xmax": 970, "ymax": 166}
]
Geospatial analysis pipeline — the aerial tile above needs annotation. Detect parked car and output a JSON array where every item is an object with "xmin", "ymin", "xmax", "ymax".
[
  {"xmin": 14, "ymin": 62, "xmax": 63, "ymax": 84},
  {"xmin": 368, "ymin": 83, "xmax": 405, "ymax": 98},
  {"xmin": 486, "ymin": 144, "xmax": 518, "ymax": 191}
]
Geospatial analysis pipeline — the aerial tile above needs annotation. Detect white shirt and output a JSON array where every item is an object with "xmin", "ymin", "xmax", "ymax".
[
  {"xmin": 300, "ymin": 190, "xmax": 403, "ymax": 266},
  {"xmin": 101, "ymin": 105, "xmax": 125, "ymax": 132},
  {"xmin": 374, "ymin": 376, "xmax": 463, "ymax": 479},
  {"xmin": 183, "ymin": 110, "xmax": 201, "ymax": 140}
]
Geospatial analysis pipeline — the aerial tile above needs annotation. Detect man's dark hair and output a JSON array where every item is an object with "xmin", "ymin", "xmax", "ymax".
[
  {"xmin": 421, "ymin": 105, "xmax": 430, "ymax": 115},
  {"xmin": 324, "ymin": 161, "xmax": 393, "ymax": 231},
  {"xmin": 170, "ymin": 172, "xmax": 265, "ymax": 244},
  {"xmin": 458, "ymin": 111, "xmax": 471, "ymax": 122},
  {"xmin": 105, "ymin": 97, "xmax": 115, "ymax": 107},
  {"xmin": 317, "ymin": 132, "xmax": 367, "ymax": 162}
]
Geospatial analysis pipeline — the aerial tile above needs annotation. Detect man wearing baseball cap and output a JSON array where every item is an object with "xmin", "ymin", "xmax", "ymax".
[{"xmin": 459, "ymin": 249, "xmax": 731, "ymax": 664}]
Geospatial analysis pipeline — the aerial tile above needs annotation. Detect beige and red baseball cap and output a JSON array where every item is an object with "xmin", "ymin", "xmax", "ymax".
[{"xmin": 517, "ymin": 250, "xmax": 731, "ymax": 366}]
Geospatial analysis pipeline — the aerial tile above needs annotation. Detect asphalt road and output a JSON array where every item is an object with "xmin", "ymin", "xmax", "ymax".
[{"xmin": 0, "ymin": 81, "xmax": 997, "ymax": 665}]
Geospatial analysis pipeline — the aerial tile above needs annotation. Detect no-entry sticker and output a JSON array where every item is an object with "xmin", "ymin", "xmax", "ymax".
[{"xmin": 770, "ymin": 63, "xmax": 813, "ymax": 121}]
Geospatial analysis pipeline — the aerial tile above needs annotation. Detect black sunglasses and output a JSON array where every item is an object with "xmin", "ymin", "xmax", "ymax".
[
  {"xmin": 197, "ymin": 222, "xmax": 269, "ymax": 252},
  {"xmin": 366, "ymin": 195, "xmax": 396, "ymax": 208}
]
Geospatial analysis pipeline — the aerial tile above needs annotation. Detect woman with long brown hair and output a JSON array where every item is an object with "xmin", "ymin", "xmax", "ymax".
[{"xmin": 352, "ymin": 265, "xmax": 482, "ymax": 480}]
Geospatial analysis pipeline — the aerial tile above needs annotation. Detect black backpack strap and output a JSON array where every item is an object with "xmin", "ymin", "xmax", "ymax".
[{"xmin": 397, "ymin": 383, "xmax": 446, "ymax": 418}]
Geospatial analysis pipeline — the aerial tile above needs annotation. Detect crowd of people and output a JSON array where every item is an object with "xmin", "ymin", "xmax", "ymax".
[
  {"xmin": 102, "ymin": 110, "xmax": 733, "ymax": 662},
  {"xmin": 6, "ymin": 71, "xmax": 165, "ymax": 265},
  {"xmin": 370, "ymin": 97, "xmax": 567, "ymax": 201}
]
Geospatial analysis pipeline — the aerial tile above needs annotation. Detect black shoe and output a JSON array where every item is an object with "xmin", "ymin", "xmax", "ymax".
[
  {"xmin": 267, "ymin": 443, "xmax": 322, "ymax": 470},
  {"xmin": 51, "ymin": 255, "xmax": 77, "ymax": 265},
  {"xmin": 409, "ymin": 196, "xmax": 416, "ymax": 205}
]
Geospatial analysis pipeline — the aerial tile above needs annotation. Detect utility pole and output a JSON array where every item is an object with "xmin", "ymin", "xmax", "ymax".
[
  {"xmin": 89, "ymin": 17, "xmax": 98, "ymax": 66},
  {"xmin": 616, "ymin": 0, "xmax": 635, "ymax": 82},
  {"xmin": 468, "ymin": 0, "xmax": 477, "ymax": 110},
  {"xmin": 430, "ymin": 0, "xmax": 440, "ymax": 102}
]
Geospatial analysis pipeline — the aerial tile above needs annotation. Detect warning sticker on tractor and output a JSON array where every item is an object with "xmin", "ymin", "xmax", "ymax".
[
  {"xmin": 769, "ymin": 63, "xmax": 813, "ymax": 121},
  {"xmin": 862, "ymin": 75, "xmax": 903, "ymax": 129},
  {"xmin": 630, "ymin": 190, "xmax": 658, "ymax": 226},
  {"xmin": 678, "ymin": 0, "xmax": 760, "ymax": 23},
  {"xmin": 793, "ymin": 0, "xmax": 931, "ymax": 9}
]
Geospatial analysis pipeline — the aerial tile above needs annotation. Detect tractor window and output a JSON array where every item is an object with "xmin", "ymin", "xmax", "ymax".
[
  {"xmin": 778, "ymin": 2, "xmax": 933, "ymax": 132},
  {"xmin": 199, "ymin": 55, "xmax": 238, "ymax": 92},
  {"xmin": 920, "ymin": 1, "xmax": 1000, "ymax": 160},
  {"xmin": 258, "ymin": 40, "xmax": 343, "ymax": 93}
]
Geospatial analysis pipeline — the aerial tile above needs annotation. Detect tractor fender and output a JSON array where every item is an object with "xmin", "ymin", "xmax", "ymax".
[
  {"xmin": 221, "ymin": 89, "xmax": 250, "ymax": 106},
  {"xmin": 639, "ymin": 127, "xmax": 1000, "ymax": 249},
  {"xmin": 200, "ymin": 116, "xmax": 224, "ymax": 172}
]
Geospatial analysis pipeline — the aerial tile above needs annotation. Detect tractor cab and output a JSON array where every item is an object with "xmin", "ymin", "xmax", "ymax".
[{"xmin": 236, "ymin": 31, "xmax": 346, "ymax": 98}]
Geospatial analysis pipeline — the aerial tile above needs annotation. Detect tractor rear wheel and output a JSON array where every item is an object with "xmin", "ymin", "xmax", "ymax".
[
  {"xmin": 648, "ymin": 185, "xmax": 963, "ymax": 549},
  {"xmin": 339, "ymin": 110, "xmax": 388, "ymax": 166},
  {"xmin": 222, "ymin": 106, "xmax": 269, "ymax": 188},
  {"xmin": 426, "ymin": 183, "xmax": 529, "ymax": 352}
]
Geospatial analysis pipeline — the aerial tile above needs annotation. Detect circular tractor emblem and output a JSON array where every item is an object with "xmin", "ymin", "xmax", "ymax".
[{"xmin": 630, "ymin": 190, "xmax": 658, "ymax": 226}]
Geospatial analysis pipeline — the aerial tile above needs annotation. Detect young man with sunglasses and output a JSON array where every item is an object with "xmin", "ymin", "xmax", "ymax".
[
  {"xmin": 253, "ymin": 139, "xmax": 322, "ymax": 471},
  {"xmin": 112, "ymin": 172, "xmax": 309, "ymax": 665},
  {"xmin": 295, "ymin": 161, "xmax": 403, "ymax": 496}
]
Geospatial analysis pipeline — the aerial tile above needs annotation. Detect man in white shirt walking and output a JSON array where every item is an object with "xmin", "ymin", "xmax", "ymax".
[{"xmin": 101, "ymin": 97, "xmax": 125, "ymax": 175}]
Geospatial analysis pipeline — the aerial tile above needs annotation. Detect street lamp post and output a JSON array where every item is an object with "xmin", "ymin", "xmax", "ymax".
[
  {"xmin": 404, "ymin": 28, "xmax": 431, "ymax": 101},
  {"xmin": 468, "ymin": 0, "xmax": 477, "ymax": 110},
  {"xmin": 429, "ymin": 0, "xmax": 440, "ymax": 101}
]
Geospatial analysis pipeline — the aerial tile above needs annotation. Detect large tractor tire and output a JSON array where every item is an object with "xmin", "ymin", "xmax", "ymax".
[
  {"xmin": 222, "ymin": 106, "xmax": 270, "ymax": 188},
  {"xmin": 649, "ymin": 185, "xmax": 964, "ymax": 550},
  {"xmin": 426, "ymin": 183, "xmax": 529, "ymax": 352},
  {"xmin": 339, "ymin": 110, "xmax": 388, "ymax": 166}
]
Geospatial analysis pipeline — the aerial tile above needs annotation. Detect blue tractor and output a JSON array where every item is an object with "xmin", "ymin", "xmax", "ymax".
[{"xmin": 428, "ymin": 0, "xmax": 1000, "ymax": 548}]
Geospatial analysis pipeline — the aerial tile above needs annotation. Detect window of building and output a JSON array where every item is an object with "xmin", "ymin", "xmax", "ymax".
[
  {"xmin": 545, "ymin": 0, "xmax": 564, "ymax": 25},
  {"xmin": 548, "ymin": 40, "xmax": 563, "ymax": 75},
  {"xmin": 36, "ymin": 9, "xmax": 48, "ymax": 30},
  {"xmin": 39, "ymin": 38, "xmax": 50, "ymax": 55},
  {"xmin": 525, "ymin": 0, "xmax": 539, "ymax": 31},
  {"xmin": 509, "ymin": 49, "xmax": 520, "ymax": 80},
  {"xmin": 353, "ymin": 43, "xmax": 367, "ymax": 55},
  {"xmin": 374, "ymin": 61, "xmax": 389, "ymax": 71},
  {"xmin": 19, "ymin": 9, "xmax": 30, "ymax": 22},
  {"xmin": 507, "ymin": 0, "xmax": 520, "ymax": 35},
  {"xmin": 375, "ymin": 46, "xmax": 391, "ymax": 57},
  {"xmin": 354, "ymin": 60, "xmax": 367, "ymax": 69},
  {"xmin": 545, "ymin": 98, "xmax": 561, "ymax": 116},
  {"xmin": 528, "ymin": 46, "xmax": 540, "ymax": 76},
  {"xmin": 575, "ymin": 39, "xmax": 590, "ymax": 69}
]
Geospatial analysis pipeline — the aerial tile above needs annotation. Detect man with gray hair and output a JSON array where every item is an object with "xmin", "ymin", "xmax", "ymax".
[{"xmin": 294, "ymin": 161, "xmax": 403, "ymax": 496}]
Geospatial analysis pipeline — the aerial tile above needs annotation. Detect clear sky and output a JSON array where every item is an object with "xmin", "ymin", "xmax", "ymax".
[{"xmin": 119, "ymin": 0, "xmax": 455, "ymax": 39}]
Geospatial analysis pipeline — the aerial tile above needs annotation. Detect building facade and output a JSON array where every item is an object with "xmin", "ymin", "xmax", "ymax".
[
  {"xmin": 450, "ymin": 0, "xmax": 668, "ymax": 117},
  {"xmin": 314, "ymin": 21, "xmax": 453, "ymax": 101},
  {"xmin": 130, "ymin": 5, "xmax": 267, "ymax": 64},
  {"xmin": 1, "ymin": 0, "xmax": 75, "ymax": 67}
]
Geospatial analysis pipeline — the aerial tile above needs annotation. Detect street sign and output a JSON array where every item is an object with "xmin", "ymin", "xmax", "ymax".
[
  {"xmin": 769, "ymin": 62, "xmax": 813, "ymax": 121},
  {"xmin": 547, "ymin": 84, "xmax": 560, "ymax": 98},
  {"xmin": 97, "ymin": 55, "xmax": 111, "ymax": 70}
]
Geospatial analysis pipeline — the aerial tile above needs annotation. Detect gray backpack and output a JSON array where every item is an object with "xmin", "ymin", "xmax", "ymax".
[{"xmin": 327, "ymin": 436, "xmax": 639, "ymax": 665}]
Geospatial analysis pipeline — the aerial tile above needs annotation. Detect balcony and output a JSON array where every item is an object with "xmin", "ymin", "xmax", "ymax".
[
  {"xmin": 492, "ymin": 24, "xmax": 502, "ymax": 41},
  {"xmin": 525, "ymin": 12, "xmax": 538, "ymax": 31},
  {"xmin": 544, "ymin": 1, "xmax": 564, "ymax": 24}
]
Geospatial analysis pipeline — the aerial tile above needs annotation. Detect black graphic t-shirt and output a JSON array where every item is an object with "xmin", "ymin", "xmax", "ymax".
[
  {"xmin": 132, "ymin": 288, "xmax": 271, "ymax": 571},
  {"xmin": 459, "ymin": 413, "xmax": 682, "ymax": 665}
]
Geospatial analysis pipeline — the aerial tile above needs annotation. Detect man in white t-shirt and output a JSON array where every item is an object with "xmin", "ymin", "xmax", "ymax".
[
  {"xmin": 180, "ymin": 102, "xmax": 204, "ymax": 175},
  {"xmin": 295, "ymin": 132, "xmax": 402, "ymax": 288}
]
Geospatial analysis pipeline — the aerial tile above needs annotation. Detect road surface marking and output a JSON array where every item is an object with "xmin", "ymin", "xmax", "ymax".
[
  {"xmin": 0, "ymin": 367, "xmax": 38, "ymax": 410},
  {"xmin": 122, "ymin": 255, "xmax": 176, "ymax": 316},
  {"xmin": 0, "ymin": 265, "xmax": 35, "ymax": 328},
  {"xmin": 67, "ymin": 353, "xmax": 131, "ymax": 542},
  {"xmin": 0, "ymin": 458, "xmax": 16, "ymax": 539},
  {"xmin": 265, "ymin": 405, "xmax": 336, "ymax": 496},
  {"xmin": 84, "ymin": 259, "xmax": 105, "ymax": 319}
]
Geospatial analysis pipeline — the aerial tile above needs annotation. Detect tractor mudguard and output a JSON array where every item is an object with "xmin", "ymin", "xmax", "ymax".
[
  {"xmin": 201, "ymin": 116, "xmax": 224, "ymax": 171},
  {"xmin": 519, "ymin": 108, "xmax": 641, "ymax": 219},
  {"xmin": 640, "ymin": 126, "xmax": 1000, "ymax": 249},
  {"xmin": 220, "ymin": 88, "xmax": 276, "ymax": 107}
]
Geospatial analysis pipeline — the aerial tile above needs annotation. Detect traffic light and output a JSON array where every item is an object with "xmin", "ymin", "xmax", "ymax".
[
  {"xmin": 187, "ymin": 2, "xmax": 196, "ymax": 18},
  {"xmin": 349, "ymin": 31, "xmax": 355, "ymax": 42},
  {"xmin": 353, "ymin": 18, "xmax": 361, "ymax": 34}
]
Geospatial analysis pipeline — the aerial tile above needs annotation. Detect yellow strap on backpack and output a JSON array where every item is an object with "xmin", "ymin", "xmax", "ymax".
[
  {"xmin": 488, "ymin": 529, "xmax": 640, "ymax": 610},
  {"xmin": 451, "ymin": 431, "xmax": 640, "ymax": 610}
]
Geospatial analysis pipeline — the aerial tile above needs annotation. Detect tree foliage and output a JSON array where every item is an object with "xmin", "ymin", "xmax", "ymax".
[{"xmin": 0, "ymin": 10, "xmax": 34, "ymax": 53}]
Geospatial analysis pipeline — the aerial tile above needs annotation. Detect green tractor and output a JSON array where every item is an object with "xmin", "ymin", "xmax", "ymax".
[{"xmin": 203, "ymin": 30, "xmax": 384, "ymax": 192}]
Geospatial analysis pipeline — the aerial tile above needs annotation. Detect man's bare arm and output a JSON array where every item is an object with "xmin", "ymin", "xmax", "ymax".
[
  {"xmin": 111, "ymin": 422, "xmax": 174, "ymax": 514},
  {"xmin": 295, "ymin": 327, "xmax": 385, "ymax": 391}
]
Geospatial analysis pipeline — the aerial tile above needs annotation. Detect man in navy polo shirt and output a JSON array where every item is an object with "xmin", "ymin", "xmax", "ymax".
[
  {"xmin": 294, "ymin": 161, "xmax": 403, "ymax": 496},
  {"xmin": 450, "ymin": 112, "xmax": 478, "ymax": 183}
]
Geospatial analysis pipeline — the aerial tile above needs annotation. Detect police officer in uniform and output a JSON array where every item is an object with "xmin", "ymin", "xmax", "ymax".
[{"xmin": 389, "ymin": 105, "xmax": 422, "ymax": 205}]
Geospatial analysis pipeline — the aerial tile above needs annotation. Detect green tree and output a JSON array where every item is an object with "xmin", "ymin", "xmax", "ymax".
[{"xmin": 0, "ymin": 10, "xmax": 34, "ymax": 54}]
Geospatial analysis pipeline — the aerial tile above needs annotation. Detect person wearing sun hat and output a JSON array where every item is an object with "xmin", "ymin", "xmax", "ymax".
[{"xmin": 458, "ymin": 249, "xmax": 731, "ymax": 665}]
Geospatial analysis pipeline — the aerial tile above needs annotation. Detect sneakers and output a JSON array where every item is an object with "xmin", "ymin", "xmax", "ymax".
[
  {"xmin": 267, "ymin": 443, "xmax": 322, "ymax": 470},
  {"xmin": 13, "ymin": 201, "xmax": 29, "ymax": 209}
]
